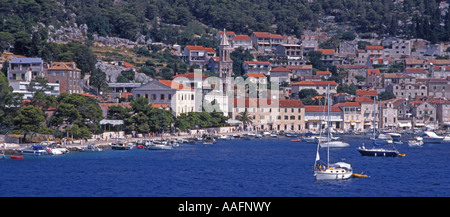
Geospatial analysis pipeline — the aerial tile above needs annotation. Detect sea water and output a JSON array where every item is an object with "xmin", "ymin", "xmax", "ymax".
[{"xmin": 0, "ymin": 135, "xmax": 449, "ymax": 197}]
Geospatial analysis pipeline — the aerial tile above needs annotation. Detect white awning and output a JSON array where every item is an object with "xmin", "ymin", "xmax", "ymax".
[
  {"xmin": 398, "ymin": 122, "xmax": 412, "ymax": 128},
  {"xmin": 100, "ymin": 120, "xmax": 124, "ymax": 125},
  {"xmin": 415, "ymin": 123, "xmax": 425, "ymax": 126}
]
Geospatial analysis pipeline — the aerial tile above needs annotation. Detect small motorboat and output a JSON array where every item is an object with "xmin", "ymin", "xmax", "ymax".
[
  {"xmin": 111, "ymin": 140, "xmax": 135, "ymax": 150},
  {"xmin": 408, "ymin": 136, "xmax": 423, "ymax": 147},
  {"xmin": 147, "ymin": 144, "xmax": 174, "ymax": 150},
  {"xmin": 80, "ymin": 143, "xmax": 103, "ymax": 152},
  {"xmin": 420, "ymin": 131, "xmax": 444, "ymax": 143},
  {"xmin": 398, "ymin": 153, "xmax": 406, "ymax": 157},
  {"xmin": 19, "ymin": 145, "xmax": 47, "ymax": 156},
  {"xmin": 10, "ymin": 156, "xmax": 24, "ymax": 159},
  {"xmin": 290, "ymin": 138, "xmax": 302, "ymax": 142}
]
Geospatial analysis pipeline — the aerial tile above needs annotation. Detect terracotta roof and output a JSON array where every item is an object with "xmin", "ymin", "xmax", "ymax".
[
  {"xmin": 121, "ymin": 61, "xmax": 135, "ymax": 68},
  {"xmin": 270, "ymin": 66, "xmax": 291, "ymax": 72},
  {"xmin": 305, "ymin": 105, "xmax": 342, "ymax": 112},
  {"xmin": 279, "ymin": 99, "xmax": 304, "ymax": 107},
  {"xmin": 356, "ymin": 90, "xmax": 378, "ymax": 96},
  {"xmin": 159, "ymin": 80, "xmax": 193, "ymax": 90},
  {"xmin": 352, "ymin": 96, "xmax": 374, "ymax": 103},
  {"xmin": 316, "ymin": 71, "xmax": 331, "ymax": 75},
  {"xmin": 252, "ymin": 32, "xmax": 271, "ymax": 38},
  {"xmin": 233, "ymin": 35, "xmax": 251, "ymax": 40},
  {"xmin": 171, "ymin": 72, "xmax": 207, "ymax": 79},
  {"xmin": 317, "ymin": 49, "xmax": 335, "ymax": 55},
  {"xmin": 149, "ymin": 103, "xmax": 170, "ymax": 109},
  {"xmin": 204, "ymin": 48, "xmax": 215, "ymax": 53},
  {"xmin": 405, "ymin": 59, "xmax": 425, "ymax": 65},
  {"xmin": 245, "ymin": 73, "xmax": 266, "ymax": 78},
  {"xmin": 270, "ymin": 34, "xmax": 283, "ymax": 39},
  {"xmin": 291, "ymin": 81, "xmax": 337, "ymax": 86},
  {"xmin": 428, "ymin": 59, "xmax": 450, "ymax": 65},
  {"xmin": 186, "ymin": 45, "xmax": 205, "ymax": 51},
  {"xmin": 367, "ymin": 69, "xmax": 381, "ymax": 75}
]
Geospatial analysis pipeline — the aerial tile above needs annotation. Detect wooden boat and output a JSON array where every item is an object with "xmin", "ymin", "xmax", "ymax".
[
  {"xmin": 10, "ymin": 156, "xmax": 24, "ymax": 159},
  {"xmin": 290, "ymin": 138, "xmax": 302, "ymax": 142}
]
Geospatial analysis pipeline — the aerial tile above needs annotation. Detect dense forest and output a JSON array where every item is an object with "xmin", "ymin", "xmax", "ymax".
[{"xmin": 1, "ymin": 0, "xmax": 450, "ymax": 45}]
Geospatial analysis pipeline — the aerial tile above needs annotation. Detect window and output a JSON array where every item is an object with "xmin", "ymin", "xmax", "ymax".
[
  {"xmin": 290, "ymin": 116, "xmax": 295, "ymax": 120},
  {"xmin": 161, "ymin": 94, "xmax": 165, "ymax": 100},
  {"xmin": 151, "ymin": 94, "xmax": 156, "ymax": 100},
  {"xmin": 168, "ymin": 94, "xmax": 172, "ymax": 100},
  {"xmin": 284, "ymin": 116, "xmax": 288, "ymax": 120},
  {"xmin": 52, "ymin": 71, "xmax": 56, "ymax": 77},
  {"xmin": 298, "ymin": 115, "xmax": 301, "ymax": 120}
]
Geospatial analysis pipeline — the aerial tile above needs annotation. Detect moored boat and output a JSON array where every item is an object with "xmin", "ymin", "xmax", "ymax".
[
  {"xmin": 373, "ymin": 134, "xmax": 393, "ymax": 146},
  {"xmin": 421, "ymin": 131, "xmax": 444, "ymax": 143},
  {"xmin": 80, "ymin": 143, "xmax": 103, "ymax": 152},
  {"xmin": 319, "ymin": 140, "xmax": 350, "ymax": 148},
  {"xmin": 408, "ymin": 136, "xmax": 423, "ymax": 147},
  {"xmin": 357, "ymin": 143, "xmax": 399, "ymax": 157},
  {"xmin": 10, "ymin": 156, "xmax": 23, "ymax": 159},
  {"xmin": 111, "ymin": 140, "xmax": 135, "ymax": 150},
  {"xmin": 19, "ymin": 145, "xmax": 47, "ymax": 156}
]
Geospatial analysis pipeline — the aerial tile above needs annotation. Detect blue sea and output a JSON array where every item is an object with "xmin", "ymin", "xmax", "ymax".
[{"xmin": 0, "ymin": 135, "xmax": 449, "ymax": 197}]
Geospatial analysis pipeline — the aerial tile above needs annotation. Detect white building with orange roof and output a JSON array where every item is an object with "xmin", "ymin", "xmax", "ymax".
[
  {"xmin": 132, "ymin": 80, "xmax": 196, "ymax": 116},
  {"xmin": 231, "ymin": 35, "xmax": 253, "ymax": 50},
  {"xmin": 182, "ymin": 45, "xmax": 216, "ymax": 66}
]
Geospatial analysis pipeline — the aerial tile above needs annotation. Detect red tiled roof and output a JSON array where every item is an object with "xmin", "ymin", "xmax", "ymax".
[
  {"xmin": 279, "ymin": 99, "xmax": 304, "ymax": 107},
  {"xmin": 159, "ymin": 80, "xmax": 193, "ymax": 90},
  {"xmin": 245, "ymin": 73, "xmax": 266, "ymax": 78},
  {"xmin": 233, "ymin": 35, "xmax": 252, "ymax": 40},
  {"xmin": 316, "ymin": 71, "xmax": 331, "ymax": 75},
  {"xmin": 317, "ymin": 49, "xmax": 335, "ymax": 54},
  {"xmin": 186, "ymin": 45, "xmax": 205, "ymax": 51},
  {"xmin": 291, "ymin": 81, "xmax": 337, "ymax": 86},
  {"xmin": 253, "ymin": 32, "xmax": 271, "ymax": 38},
  {"xmin": 204, "ymin": 48, "xmax": 215, "ymax": 53},
  {"xmin": 356, "ymin": 90, "xmax": 378, "ymax": 96},
  {"xmin": 270, "ymin": 66, "xmax": 291, "ymax": 72},
  {"xmin": 270, "ymin": 34, "xmax": 283, "ymax": 39},
  {"xmin": 305, "ymin": 105, "xmax": 342, "ymax": 112},
  {"xmin": 149, "ymin": 103, "xmax": 170, "ymax": 109},
  {"xmin": 367, "ymin": 69, "xmax": 381, "ymax": 75},
  {"xmin": 121, "ymin": 61, "xmax": 135, "ymax": 68},
  {"xmin": 352, "ymin": 96, "xmax": 374, "ymax": 103}
]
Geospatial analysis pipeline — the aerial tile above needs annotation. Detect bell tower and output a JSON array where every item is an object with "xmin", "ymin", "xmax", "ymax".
[{"xmin": 218, "ymin": 29, "xmax": 233, "ymax": 94}]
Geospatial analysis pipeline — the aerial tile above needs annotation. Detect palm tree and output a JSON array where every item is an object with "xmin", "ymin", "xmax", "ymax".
[{"xmin": 236, "ymin": 111, "xmax": 253, "ymax": 130}]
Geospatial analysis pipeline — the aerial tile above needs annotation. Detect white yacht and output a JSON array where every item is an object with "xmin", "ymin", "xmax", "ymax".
[{"xmin": 421, "ymin": 131, "xmax": 444, "ymax": 143}]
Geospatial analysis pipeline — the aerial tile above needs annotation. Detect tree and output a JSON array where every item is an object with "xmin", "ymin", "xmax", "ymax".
[
  {"xmin": 236, "ymin": 111, "xmax": 253, "ymax": 130},
  {"xmin": 13, "ymin": 105, "xmax": 46, "ymax": 141},
  {"xmin": 89, "ymin": 68, "xmax": 108, "ymax": 94},
  {"xmin": 378, "ymin": 91, "xmax": 396, "ymax": 101}
]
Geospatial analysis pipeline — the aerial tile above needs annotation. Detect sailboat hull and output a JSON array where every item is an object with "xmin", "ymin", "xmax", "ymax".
[
  {"xmin": 314, "ymin": 170, "xmax": 353, "ymax": 180},
  {"xmin": 357, "ymin": 147, "xmax": 399, "ymax": 157}
]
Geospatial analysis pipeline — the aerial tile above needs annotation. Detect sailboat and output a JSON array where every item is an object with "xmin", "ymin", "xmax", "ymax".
[{"xmin": 313, "ymin": 85, "xmax": 353, "ymax": 180}]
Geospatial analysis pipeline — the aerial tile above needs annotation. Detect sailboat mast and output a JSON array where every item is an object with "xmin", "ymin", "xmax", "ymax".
[{"xmin": 326, "ymin": 84, "xmax": 330, "ymax": 168}]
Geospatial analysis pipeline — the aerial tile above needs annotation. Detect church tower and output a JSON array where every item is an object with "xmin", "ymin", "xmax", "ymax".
[{"xmin": 218, "ymin": 29, "xmax": 233, "ymax": 93}]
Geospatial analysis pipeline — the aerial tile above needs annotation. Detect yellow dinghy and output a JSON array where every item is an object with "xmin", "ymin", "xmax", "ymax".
[{"xmin": 352, "ymin": 173, "xmax": 368, "ymax": 178}]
